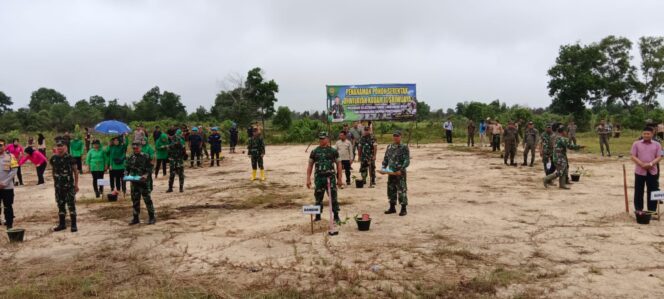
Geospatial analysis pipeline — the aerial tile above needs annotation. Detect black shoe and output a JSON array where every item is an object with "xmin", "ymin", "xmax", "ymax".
[
  {"xmin": 521, "ymin": 163, "xmax": 527, "ymax": 166},
  {"xmin": 333, "ymin": 213, "xmax": 340, "ymax": 223},
  {"xmin": 385, "ymin": 204, "xmax": 397, "ymax": 214},
  {"xmin": 529, "ymin": 163, "xmax": 534, "ymax": 167},
  {"xmin": 53, "ymin": 214, "xmax": 67, "ymax": 232},
  {"xmin": 179, "ymin": 185, "xmax": 184, "ymax": 193},
  {"xmin": 148, "ymin": 216, "xmax": 156, "ymax": 225},
  {"xmin": 399, "ymin": 205, "xmax": 407, "ymax": 216},
  {"xmin": 166, "ymin": 188, "xmax": 173, "ymax": 193},
  {"xmin": 6, "ymin": 223, "xmax": 13, "ymax": 230},
  {"xmin": 70, "ymin": 215, "xmax": 78, "ymax": 232},
  {"xmin": 129, "ymin": 217, "xmax": 140, "ymax": 225},
  {"xmin": 314, "ymin": 214, "xmax": 321, "ymax": 222}
]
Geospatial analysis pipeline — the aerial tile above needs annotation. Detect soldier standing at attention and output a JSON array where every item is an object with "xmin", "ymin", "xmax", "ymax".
[
  {"xmin": 306, "ymin": 132, "xmax": 343, "ymax": 222},
  {"xmin": 502, "ymin": 121, "xmax": 519, "ymax": 166},
  {"xmin": 167, "ymin": 134, "xmax": 186, "ymax": 193},
  {"xmin": 358, "ymin": 127, "xmax": 377, "ymax": 188},
  {"xmin": 539, "ymin": 124, "xmax": 555, "ymax": 176},
  {"xmin": 596, "ymin": 120, "xmax": 611, "ymax": 157},
  {"xmin": 467, "ymin": 120, "xmax": 476, "ymax": 147},
  {"xmin": 208, "ymin": 127, "xmax": 222, "ymax": 167},
  {"xmin": 382, "ymin": 131, "xmax": 410, "ymax": 216},
  {"xmin": 543, "ymin": 126, "xmax": 581, "ymax": 189},
  {"xmin": 568, "ymin": 121, "xmax": 578, "ymax": 145},
  {"xmin": 50, "ymin": 138, "xmax": 79, "ymax": 232},
  {"xmin": 248, "ymin": 127, "xmax": 266, "ymax": 181},
  {"xmin": 126, "ymin": 142, "xmax": 156, "ymax": 225},
  {"xmin": 522, "ymin": 121, "xmax": 538, "ymax": 167}
]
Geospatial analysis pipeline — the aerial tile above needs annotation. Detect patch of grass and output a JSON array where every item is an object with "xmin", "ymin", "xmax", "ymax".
[{"xmin": 433, "ymin": 248, "xmax": 482, "ymax": 261}]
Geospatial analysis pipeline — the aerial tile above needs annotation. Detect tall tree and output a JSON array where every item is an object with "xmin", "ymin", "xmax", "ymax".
[
  {"xmin": 416, "ymin": 100, "xmax": 431, "ymax": 120},
  {"xmin": 211, "ymin": 87, "xmax": 255, "ymax": 127},
  {"xmin": 88, "ymin": 95, "xmax": 106, "ymax": 110},
  {"xmin": 272, "ymin": 106, "xmax": 292, "ymax": 130},
  {"xmin": 597, "ymin": 36, "xmax": 639, "ymax": 107},
  {"xmin": 104, "ymin": 99, "xmax": 132, "ymax": 121},
  {"xmin": 245, "ymin": 67, "xmax": 279, "ymax": 132},
  {"xmin": 639, "ymin": 36, "xmax": 664, "ymax": 107},
  {"xmin": 134, "ymin": 86, "xmax": 161, "ymax": 121},
  {"xmin": 69, "ymin": 100, "xmax": 102, "ymax": 127},
  {"xmin": 159, "ymin": 91, "xmax": 187, "ymax": 119},
  {"xmin": 0, "ymin": 91, "xmax": 13, "ymax": 115},
  {"xmin": 29, "ymin": 87, "xmax": 67, "ymax": 112}
]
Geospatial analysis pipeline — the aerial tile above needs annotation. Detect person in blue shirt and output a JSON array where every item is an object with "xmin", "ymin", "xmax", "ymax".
[
  {"xmin": 208, "ymin": 127, "xmax": 223, "ymax": 167},
  {"xmin": 479, "ymin": 119, "xmax": 487, "ymax": 147}
]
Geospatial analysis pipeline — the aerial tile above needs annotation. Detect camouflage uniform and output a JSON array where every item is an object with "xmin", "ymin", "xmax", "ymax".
[
  {"xmin": 597, "ymin": 126, "xmax": 611, "ymax": 156},
  {"xmin": 309, "ymin": 146, "xmax": 341, "ymax": 213},
  {"xmin": 523, "ymin": 127, "xmax": 538, "ymax": 166},
  {"xmin": 358, "ymin": 134, "xmax": 377, "ymax": 185},
  {"xmin": 125, "ymin": 152, "xmax": 155, "ymax": 219},
  {"xmin": 382, "ymin": 143, "xmax": 410, "ymax": 206},
  {"xmin": 553, "ymin": 136, "xmax": 580, "ymax": 179},
  {"xmin": 540, "ymin": 131, "xmax": 555, "ymax": 175},
  {"xmin": 503, "ymin": 127, "xmax": 519, "ymax": 165},
  {"xmin": 50, "ymin": 154, "xmax": 77, "ymax": 216},
  {"xmin": 168, "ymin": 136, "xmax": 185, "ymax": 192},
  {"xmin": 248, "ymin": 136, "xmax": 265, "ymax": 170}
]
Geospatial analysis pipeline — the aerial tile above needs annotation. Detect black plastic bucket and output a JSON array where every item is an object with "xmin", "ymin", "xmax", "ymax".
[
  {"xmin": 635, "ymin": 211, "xmax": 652, "ymax": 225},
  {"xmin": 107, "ymin": 194, "xmax": 118, "ymax": 202},
  {"xmin": 7, "ymin": 228, "xmax": 25, "ymax": 242},
  {"xmin": 355, "ymin": 180, "xmax": 365, "ymax": 188},
  {"xmin": 355, "ymin": 218, "xmax": 371, "ymax": 231},
  {"xmin": 571, "ymin": 174, "xmax": 581, "ymax": 182}
]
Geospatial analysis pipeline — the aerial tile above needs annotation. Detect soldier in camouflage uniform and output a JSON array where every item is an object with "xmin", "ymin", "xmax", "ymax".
[
  {"xmin": 50, "ymin": 139, "xmax": 79, "ymax": 232},
  {"xmin": 522, "ymin": 121, "xmax": 538, "ymax": 167},
  {"xmin": 126, "ymin": 142, "xmax": 156, "ymax": 225},
  {"xmin": 382, "ymin": 130, "xmax": 411, "ymax": 216},
  {"xmin": 306, "ymin": 132, "xmax": 343, "ymax": 222},
  {"xmin": 539, "ymin": 124, "xmax": 555, "ymax": 176},
  {"xmin": 248, "ymin": 128, "xmax": 266, "ymax": 181},
  {"xmin": 503, "ymin": 121, "xmax": 519, "ymax": 166},
  {"xmin": 358, "ymin": 127, "xmax": 377, "ymax": 187},
  {"xmin": 167, "ymin": 134, "xmax": 185, "ymax": 193},
  {"xmin": 543, "ymin": 126, "xmax": 581, "ymax": 189},
  {"xmin": 596, "ymin": 120, "xmax": 611, "ymax": 157}
]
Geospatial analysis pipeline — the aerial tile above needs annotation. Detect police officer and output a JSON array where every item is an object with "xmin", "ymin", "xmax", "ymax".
[
  {"xmin": 50, "ymin": 138, "xmax": 79, "ymax": 232},
  {"xmin": 306, "ymin": 132, "xmax": 343, "ymax": 222},
  {"xmin": 382, "ymin": 130, "xmax": 410, "ymax": 216},
  {"xmin": 522, "ymin": 121, "xmax": 538, "ymax": 167},
  {"xmin": 126, "ymin": 142, "xmax": 156, "ymax": 225}
]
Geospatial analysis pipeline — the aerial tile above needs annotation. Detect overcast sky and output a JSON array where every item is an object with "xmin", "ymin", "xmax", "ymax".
[{"xmin": 1, "ymin": 0, "xmax": 663, "ymax": 113}]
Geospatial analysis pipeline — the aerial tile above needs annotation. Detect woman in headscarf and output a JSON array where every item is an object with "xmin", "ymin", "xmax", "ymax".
[{"xmin": 86, "ymin": 140, "xmax": 107, "ymax": 198}]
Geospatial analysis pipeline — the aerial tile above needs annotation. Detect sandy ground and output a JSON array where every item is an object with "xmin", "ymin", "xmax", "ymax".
[{"xmin": 1, "ymin": 143, "xmax": 664, "ymax": 298}]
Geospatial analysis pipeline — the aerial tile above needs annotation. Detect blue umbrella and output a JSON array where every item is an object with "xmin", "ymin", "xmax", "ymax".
[{"xmin": 94, "ymin": 120, "xmax": 132, "ymax": 135}]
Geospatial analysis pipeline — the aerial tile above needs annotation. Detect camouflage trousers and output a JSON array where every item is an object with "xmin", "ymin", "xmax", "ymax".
[
  {"xmin": 387, "ymin": 173, "xmax": 408, "ymax": 206},
  {"xmin": 314, "ymin": 175, "xmax": 339, "ymax": 212},
  {"xmin": 130, "ymin": 181, "xmax": 155, "ymax": 217},
  {"xmin": 169, "ymin": 165, "xmax": 185, "ymax": 187},
  {"xmin": 55, "ymin": 187, "xmax": 76, "ymax": 216},
  {"xmin": 251, "ymin": 155, "xmax": 264, "ymax": 170},
  {"xmin": 555, "ymin": 157, "xmax": 569, "ymax": 178},
  {"xmin": 360, "ymin": 159, "xmax": 376, "ymax": 184},
  {"xmin": 504, "ymin": 142, "xmax": 517, "ymax": 163}
]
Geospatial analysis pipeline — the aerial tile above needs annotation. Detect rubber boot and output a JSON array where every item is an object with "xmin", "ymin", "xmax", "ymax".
[
  {"xmin": 333, "ymin": 212, "xmax": 340, "ymax": 223},
  {"xmin": 315, "ymin": 205, "xmax": 322, "ymax": 221},
  {"xmin": 53, "ymin": 214, "xmax": 66, "ymax": 232},
  {"xmin": 179, "ymin": 182, "xmax": 184, "ymax": 193},
  {"xmin": 399, "ymin": 205, "xmax": 407, "ymax": 216},
  {"xmin": 251, "ymin": 170, "xmax": 257, "ymax": 181},
  {"xmin": 543, "ymin": 173, "xmax": 557, "ymax": 188},
  {"xmin": 70, "ymin": 214, "xmax": 78, "ymax": 232},
  {"xmin": 384, "ymin": 204, "xmax": 397, "ymax": 214},
  {"xmin": 129, "ymin": 215, "xmax": 140, "ymax": 225},
  {"xmin": 148, "ymin": 212, "xmax": 156, "ymax": 225},
  {"xmin": 559, "ymin": 176, "xmax": 570, "ymax": 189},
  {"xmin": 260, "ymin": 169, "xmax": 266, "ymax": 181}
]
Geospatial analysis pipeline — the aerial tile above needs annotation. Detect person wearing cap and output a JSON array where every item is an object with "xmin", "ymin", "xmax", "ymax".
[
  {"xmin": 467, "ymin": 120, "xmax": 476, "ymax": 147},
  {"xmin": 567, "ymin": 121, "xmax": 578, "ymax": 145},
  {"xmin": 631, "ymin": 126, "xmax": 662, "ymax": 212},
  {"xmin": 188, "ymin": 127, "xmax": 203, "ymax": 168},
  {"xmin": 334, "ymin": 131, "xmax": 353, "ymax": 187},
  {"xmin": 208, "ymin": 127, "xmax": 223, "ymax": 167},
  {"xmin": 358, "ymin": 126, "xmax": 377, "ymax": 187},
  {"xmin": 86, "ymin": 140, "xmax": 107, "ymax": 198},
  {"xmin": 382, "ymin": 130, "xmax": 411, "ymax": 216},
  {"xmin": 479, "ymin": 119, "xmax": 487, "ymax": 147},
  {"xmin": 0, "ymin": 141, "xmax": 19, "ymax": 229},
  {"xmin": 306, "ymin": 132, "xmax": 343, "ymax": 222},
  {"xmin": 443, "ymin": 118, "xmax": 453, "ymax": 144},
  {"xmin": 522, "ymin": 121, "xmax": 539, "ymax": 167},
  {"xmin": 167, "ymin": 133, "xmax": 186, "ymax": 193},
  {"xmin": 247, "ymin": 127, "xmax": 266, "ymax": 181},
  {"xmin": 155, "ymin": 132, "xmax": 170, "ymax": 178},
  {"xmin": 19, "ymin": 146, "xmax": 48, "ymax": 185},
  {"xmin": 502, "ymin": 121, "xmax": 519, "ymax": 166},
  {"xmin": 543, "ymin": 126, "xmax": 581, "ymax": 189},
  {"xmin": 229, "ymin": 123, "xmax": 239, "ymax": 154},
  {"xmin": 50, "ymin": 138, "xmax": 80, "ymax": 232},
  {"xmin": 126, "ymin": 142, "xmax": 156, "ymax": 225},
  {"xmin": 596, "ymin": 120, "xmax": 611, "ymax": 157},
  {"xmin": 539, "ymin": 123, "xmax": 556, "ymax": 177}
]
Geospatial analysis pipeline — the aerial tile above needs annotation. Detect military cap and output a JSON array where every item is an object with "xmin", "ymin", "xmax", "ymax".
[
  {"xmin": 318, "ymin": 132, "xmax": 329, "ymax": 139},
  {"xmin": 131, "ymin": 142, "xmax": 142, "ymax": 147},
  {"xmin": 393, "ymin": 130, "xmax": 401, "ymax": 136}
]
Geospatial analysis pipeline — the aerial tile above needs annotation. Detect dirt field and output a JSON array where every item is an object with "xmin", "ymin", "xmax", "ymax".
[{"xmin": 1, "ymin": 143, "xmax": 664, "ymax": 298}]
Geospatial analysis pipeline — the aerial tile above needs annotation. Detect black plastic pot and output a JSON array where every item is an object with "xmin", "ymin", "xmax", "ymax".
[
  {"xmin": 635, "ymin": 211, "xmax": 652, "ymax": 225},
  {"xmin": 355, "ymin": 218, "xmax": 371, "ymax": 231},
  {"xmin": 570, "ymin": 174, "xmax": 581, "ymax": 182},
  {"xmin": 355, "ymin": 180, "xmax": 365, "ymax": 188},
  {"xmin": 107, "ymin": 194, "xmax": 118, "ymax": 202},
  {"xmin": 7, "ymin": 228, "xmax": 25, "ymax": 242}
]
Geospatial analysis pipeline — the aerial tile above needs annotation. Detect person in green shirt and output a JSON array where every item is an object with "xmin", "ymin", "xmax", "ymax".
[
  {"xmin": 86, "ymin": 140, "xmax": 108, "ymax": 198},
  {"xmin": 154, "ymin": 132, "xmax": 169, "ymax": 178},
  {"xmin": 69, "ymin": 133, "xmax": 85, "ymax": 173},
  {"xmin": 108, "ymin": 135, "xmax": 129, "ymax": 195}
]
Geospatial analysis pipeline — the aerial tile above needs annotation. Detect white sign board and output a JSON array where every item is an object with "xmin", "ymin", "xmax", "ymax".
[
  {"xmin": 650, "ymin": 191, "xmax": 664, "ymax": 201},
  {"xmin": 97, "ymin": 179, "xmax": 110, "ymax": 186},
  {"xmin": 302, "ymin": 205, "xmax": 321, "ymax": 215}
]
